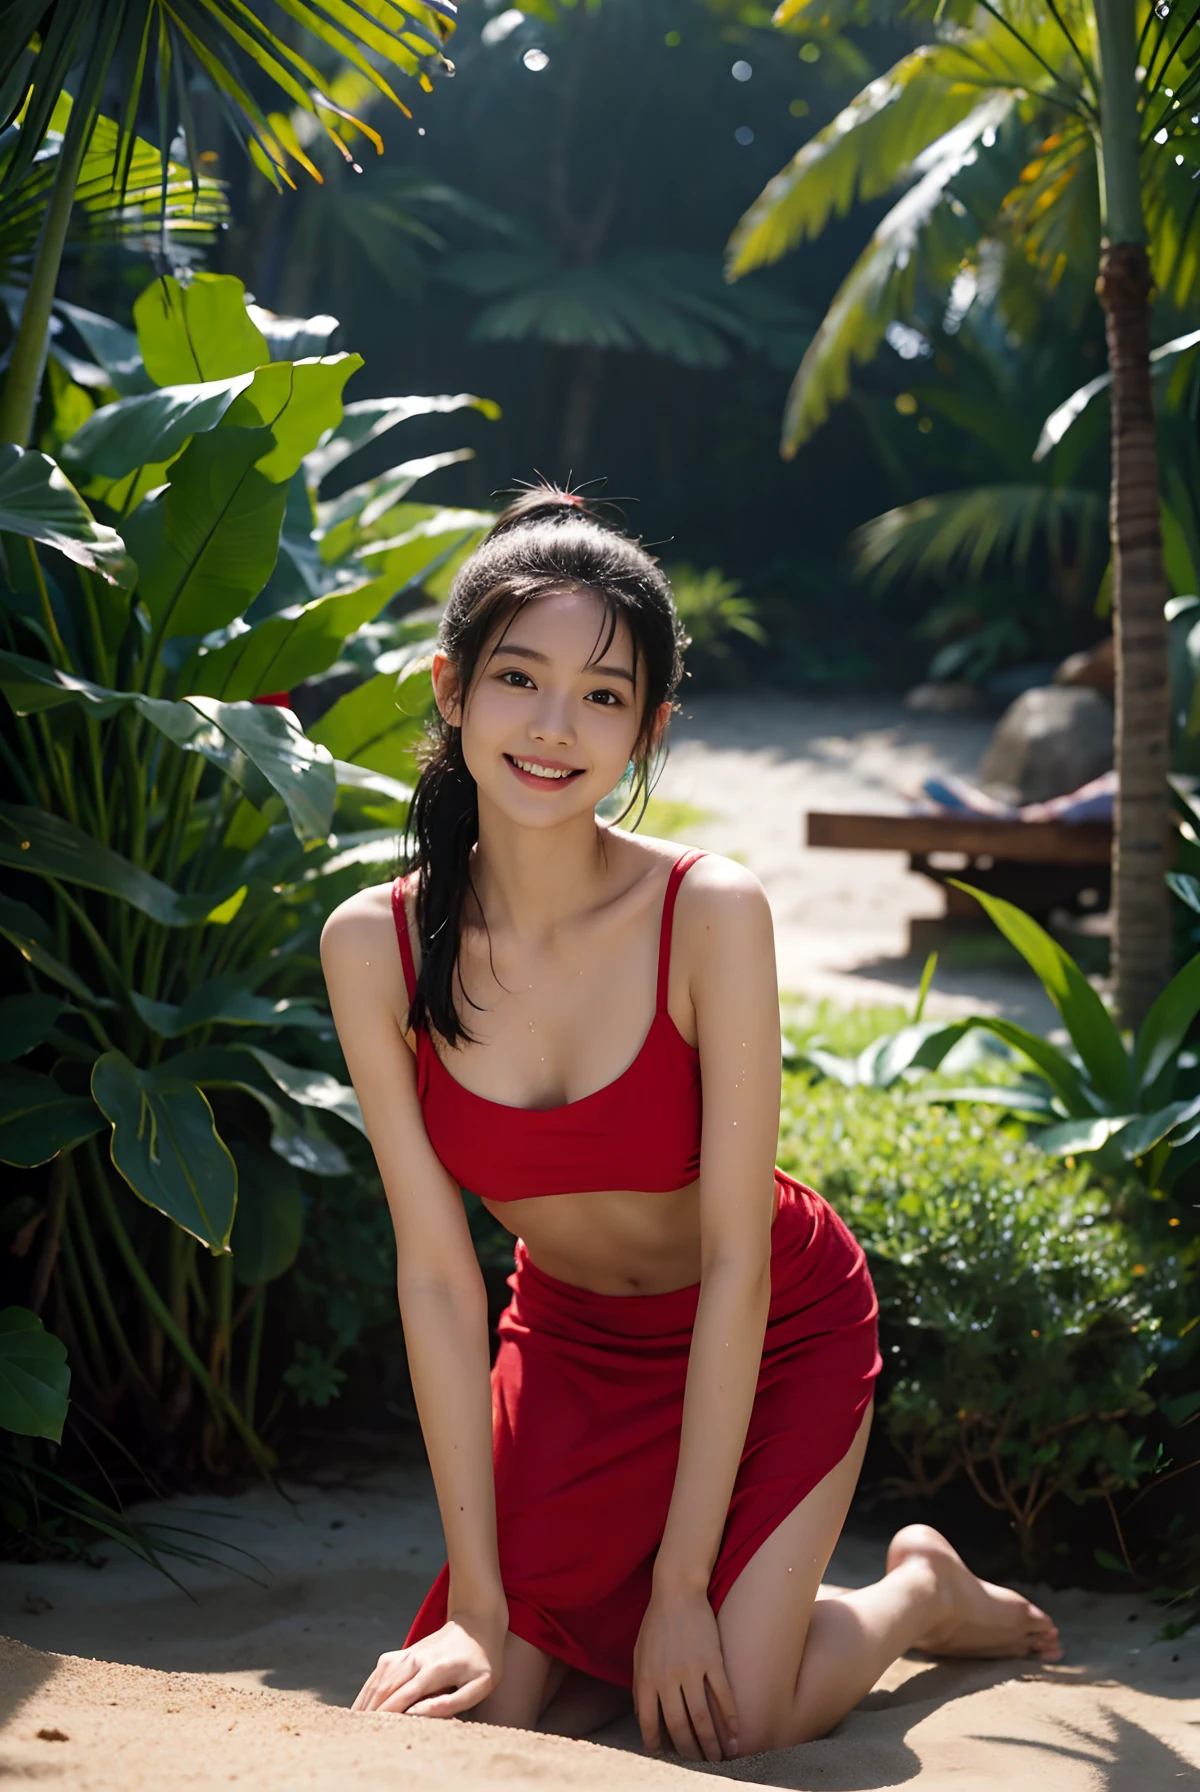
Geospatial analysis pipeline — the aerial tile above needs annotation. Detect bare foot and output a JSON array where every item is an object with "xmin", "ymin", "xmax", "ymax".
[{"xmin": 886, "ymin": 1524, "xmax": 1063, "ymax": 1662}]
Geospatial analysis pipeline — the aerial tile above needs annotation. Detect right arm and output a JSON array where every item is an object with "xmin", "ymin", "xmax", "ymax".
[{"xmin": 321, "ymin": 888, "xmax": 505, "ymax": 1715}]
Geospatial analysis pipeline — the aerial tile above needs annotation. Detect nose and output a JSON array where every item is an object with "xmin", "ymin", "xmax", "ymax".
[{"xmin": 528, "ymin": 688, "xmax": 575, "ymax": 748}]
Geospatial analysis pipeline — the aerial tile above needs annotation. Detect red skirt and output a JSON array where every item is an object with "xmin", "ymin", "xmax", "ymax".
[{"xmin": 404, "ymin": 1173, "xmax": 880, "ymax": 1689}]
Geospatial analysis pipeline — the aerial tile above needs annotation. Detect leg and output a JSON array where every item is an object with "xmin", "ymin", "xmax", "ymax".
[
  {"xmin": 717, "ymin": 1405, "xmax": 1062, "ymax": 1756},
  {"xmin": 466, "ymin": 1632, "xmax": 564, "ymax": 1730},
  {"xmin": 465, "ymin": 1631, "xmax": 630, "ymax": 1738}
]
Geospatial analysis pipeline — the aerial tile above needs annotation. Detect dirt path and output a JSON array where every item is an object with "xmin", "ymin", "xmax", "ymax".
[{"xmin": 657, "ymin": 693, "xmax": 1059, "ymax": 1029}]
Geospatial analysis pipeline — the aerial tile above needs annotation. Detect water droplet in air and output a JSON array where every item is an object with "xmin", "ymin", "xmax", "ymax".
[{"xmin": 523, "ymin": 47, "xmax": 549, "ymax": 71}]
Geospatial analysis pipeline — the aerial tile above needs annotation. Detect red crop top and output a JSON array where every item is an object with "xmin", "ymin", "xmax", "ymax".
[{"xmin": 391, "ymin": 851, "xmax": 706, "ymax": 1201}]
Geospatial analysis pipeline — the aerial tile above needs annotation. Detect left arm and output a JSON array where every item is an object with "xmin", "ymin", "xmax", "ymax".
[{"xmin": 633, "ymin": 861, "xmax": 781, "ymax": 1763}]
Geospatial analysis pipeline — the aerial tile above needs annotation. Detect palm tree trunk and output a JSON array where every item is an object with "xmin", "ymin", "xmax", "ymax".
[
  {"xmin": 1094, "ymin": 0, "xmax": 1171, "ymax": 1028},
  {"xmin": 1098, "ymin": 244, "xmax": 1170, "ymax": 1026},
  {"xmin": 0, "ymin": 116, "xmax": 91, "ymax": 448}
]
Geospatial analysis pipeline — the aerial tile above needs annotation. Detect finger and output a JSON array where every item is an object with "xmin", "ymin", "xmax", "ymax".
[
  {"xmin": 661, "ymin": 1686, "xmax": 704, "ymax": 1763},
  {"xmin": 406, "ymin": 1677, "xmax": 492, "ymax": 1719},
  {"xmin": 353, "ymin": 1665, "xmax": 387, "ymax": 1714},
  {"xmin": 705, "ymin": 1660, "xmax": 739, "ymax": 1757},
  {"xmin": 683, "ymin": 1678, "xmax": 723, "ymax": 1765},
  {"xmin": 635, "ymin": 1682, "xmax": 662, "ymax": 1753},
  {"xmin": 368, "ymin": 1659, "xmax": 422, "ymax": 1714}
]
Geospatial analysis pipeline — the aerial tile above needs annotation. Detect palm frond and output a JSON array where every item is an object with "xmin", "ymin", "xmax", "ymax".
[
  {"xmin": 778, "ymin": 96, "xmax": 1012, "ymax": 455},
  {"xmin": 0, "ymin": 0, "xmax": 455, "ymax": 203},
  {"xmin": 726, "ymin": 44, "xmax": 998, "ymax": 279},
  {"xmin": 853, "ymin": 482, "xmax": 1105, "ymax": 589},
  {"xmin": 1034, "ymin": 326, "xmax": 1200, "ymax": 460},
  {"xmin": 0, "ymin": 105, "xmax": 227, "ymax": 283},
  {"xmin": 441, "ymin": 248, "xmax": 808, "ymax": 370}
]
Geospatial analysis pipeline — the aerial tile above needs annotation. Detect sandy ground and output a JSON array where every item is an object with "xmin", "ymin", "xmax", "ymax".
[
  {"xmin": 2, "ymin": 1465, "xmax": 1198, "ymax": 1790},
  {"xmin": 6, "ymin": 694, "xmax": 1184, "ymax": 1791},
  {"xmin": 658, "ymin": 693, "xmax": 1060, "ymax": 1030}
]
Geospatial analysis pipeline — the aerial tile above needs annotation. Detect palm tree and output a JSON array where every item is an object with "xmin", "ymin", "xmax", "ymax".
[
  {"xmin": 0, "ymin": 0, "xmax": 455, "ymax": 449},
  {"xmin": 728, "ymin": 0, "xmax": 1195, "ymax": 1026}
]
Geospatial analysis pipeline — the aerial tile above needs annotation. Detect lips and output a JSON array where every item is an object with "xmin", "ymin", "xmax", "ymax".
[{"xmin": 504, "ymin": 754, "xmax": 585, "ymax": 789}]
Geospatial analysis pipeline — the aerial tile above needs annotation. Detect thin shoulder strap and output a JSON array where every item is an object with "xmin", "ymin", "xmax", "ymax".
[
  {"xmin": 391, "ymin": 874, "xmax": 417, "ymax": 1007},
  {"xmin": 656, "ymin": 849, "xmax": 706, "ymax": 1013}
]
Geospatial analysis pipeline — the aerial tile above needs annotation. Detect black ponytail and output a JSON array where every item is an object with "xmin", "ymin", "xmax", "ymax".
[{"xmin": 404, "ymin": 482, "xmax": 685, "ymax": 1048}]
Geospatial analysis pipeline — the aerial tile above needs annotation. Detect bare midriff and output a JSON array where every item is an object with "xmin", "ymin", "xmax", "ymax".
[{"xmin": 480, "ymin": 1181, "xmax": 705, "ymax": 1296}]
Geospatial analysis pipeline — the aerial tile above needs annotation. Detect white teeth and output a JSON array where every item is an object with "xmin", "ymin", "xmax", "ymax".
[{"xmin": 513, "ymin": 758, "xmax": 575, "ymax": 780}]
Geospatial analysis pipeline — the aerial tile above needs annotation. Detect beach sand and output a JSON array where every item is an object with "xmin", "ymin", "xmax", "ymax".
[{"xmin": 3, "ymin": 1464, "xmax": 1197, "ymax": 1790}]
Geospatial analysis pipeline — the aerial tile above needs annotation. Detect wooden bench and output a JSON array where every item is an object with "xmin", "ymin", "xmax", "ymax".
[{"xmin": 804, "ymin": 810, "xmax": 1112, "ymax": 946}]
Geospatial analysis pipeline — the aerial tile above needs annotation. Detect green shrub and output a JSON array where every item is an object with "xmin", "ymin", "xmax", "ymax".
[{"xmin": 779, "ymin": 1075, "xmax": 1185, "ymax": 1568}]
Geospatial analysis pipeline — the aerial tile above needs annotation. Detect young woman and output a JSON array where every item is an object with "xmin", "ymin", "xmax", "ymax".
[{"xmin": 321, "ymin": 488, "xmax": 1061, "ymax": 1763}]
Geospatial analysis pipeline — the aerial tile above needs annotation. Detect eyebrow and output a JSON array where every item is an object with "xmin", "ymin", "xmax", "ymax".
[{"xmin": 490, "ymin": 643, "xmax": 636, "ymax": 686}]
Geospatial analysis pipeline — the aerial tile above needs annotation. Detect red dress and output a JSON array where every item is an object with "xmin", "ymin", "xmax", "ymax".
[{"xmin": 394, "ymin": 851, "xmax": 880, "ymax": 1689}]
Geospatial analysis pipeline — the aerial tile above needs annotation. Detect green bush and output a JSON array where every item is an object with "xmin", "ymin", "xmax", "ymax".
[{"xmin": 779, "ymin": 1075, "xmax": 1186, "ymax": 1569}]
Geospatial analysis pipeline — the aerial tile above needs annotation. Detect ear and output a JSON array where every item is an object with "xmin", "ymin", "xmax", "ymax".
[
  {"xmin": 431, "ymin": 651, "xmax": 463, "ymax": 727},
  {"xmin": 646, "ymin": 699, "xmax": 673, "ymax": 756}
]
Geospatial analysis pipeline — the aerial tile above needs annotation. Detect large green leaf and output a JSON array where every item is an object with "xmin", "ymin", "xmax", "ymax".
[
  {"xmin": 187, "ymin": 698, "xmax": 336, "ymax": 843},
  {"xmin": 130, "ymin": 978, "xmax": 329, "ymax": 1038},
  {"xmin": 1117, "ymin": 1095, "xmax": 1200, "ymax": 1160},
  {"xmin": 1132, "ymin": 952, "xmax": 1200, "ymax": 1099},
  {"xmin": 0, "ymin": 804, "xmax": 220, "ymax": 926},
  {"xmin": 60, "ymin": 374, "xmax": 256, "ymax": 479},
  {"xmin": 0, "ymin": 654, "xmax": 336, "ymax": 844},
  {"xmin": 190, "ymin": 581, "xmax": 394, "ymax": 702},
  {"xmin": 1035, "ymin": 1114, "xmax": 1137, "ymax": 1156},
  {"xmin": 351, "ymin": 508, "xmax": 493, "ymax": 590},
  {"xmin": 0, "ymin": 444, "xmax": 134, "ymax": 587},
  {"xmin": 951, "ymin": 885, "xmax": 1132, "ymax": 1110},
  {"xmin": 0, "ymin": 1065, "xmax": 102, "ymax": 1166},
  {"xmin": 91, "ymin": 1052, "xmax": 237, "ymax": 1252},
  {"xmin": 305, "ymin": 393, "xmax": 501, "ymax": 486},
  {"xmin": 0, "ymin": 891, "xmax": 114, "ymax": 1006},
  {"xmin": 229, "ymin": 1144, "xmax": 303, "ymax": 1285},
  {"xmin": 963, "ymin": 1015, "xmax": 1094, "ymax": 1115},
  {"xmin": 167, "ymin": 1044, "xmax": 352, "ymax": 1177},
  {"xmin": 308, "ymin": 669, "xmax": 430, "ymax": 777},
  {"xmin": 247, "ymin": 1045, "xmax": 366, "ymax": 1136},
  {"xmin": 223, "ymin": 356, "xmax": 363, "ymax": 484},
  {"xmin": 124, "ymin": 425, "xmax": 289, "ymax": 643},
  {"xmin": 912, "ymin": 1084, "xmax": 1060, "ymax": 1117},
  {"xmin": 134, "ymin": 274, "xmax": 270, "ymax": 386},
  {"xmin": 0, "ymin": 1307, "xmax": 70, "ymax": 1442},
  {"xmin": 0, "ymin": 993, "xmax": 70, "ymax": 1061}
]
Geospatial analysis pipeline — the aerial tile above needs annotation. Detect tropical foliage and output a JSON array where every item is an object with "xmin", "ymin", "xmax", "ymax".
[
  {"xmin": 726, "ymin": 0, "xmax": 1197, "ymax": 457},
  {"xmin": 0, "ymin": 0, "xmax": 456, "ymax": 446},
  {"xmin": 780, "ymin": 1075, "xmax": 1185, "ymax": 1571},
  {"xmin": 903, "ymin": 886, "xmax": 1200, "ymax": 1216},
  {"xmin": 0, "ymin": 269, "xmax": 493, "ymax": 1476}
]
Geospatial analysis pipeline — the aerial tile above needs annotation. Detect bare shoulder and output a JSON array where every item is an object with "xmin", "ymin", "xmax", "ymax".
[
  {"xmin": 320, "ymin": 880, "xmax": 402, "ymax": 977},
  {"xmin": 675, "ymin": 849, "xmax": 772, "ymax": 936}
]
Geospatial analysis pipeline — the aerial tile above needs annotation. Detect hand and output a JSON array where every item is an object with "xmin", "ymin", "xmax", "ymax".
[
  {"xmin": 352, "ymin": 1613, "xmax": 506, "ymax": 1718},
  {"xmin": 633, "ymin": 1584, "xmax": 738, "ymax": 1762}
]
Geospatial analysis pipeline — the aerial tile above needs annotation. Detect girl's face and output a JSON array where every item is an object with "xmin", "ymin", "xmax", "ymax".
[{"xmin": 432, "ymin": 586, "xmax": 667, "ymax": 830}]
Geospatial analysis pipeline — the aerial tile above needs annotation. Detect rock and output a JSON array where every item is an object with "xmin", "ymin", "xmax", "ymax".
[
  {"xmin": 903, "ymin": 682, "xmax": 986, "ymax": 714},
  {"xmin": 1054, "ymin": 636, "xmax": 1115, "ymax": 693},
  {"xmin": 979, "ymin": 685, "xmax": 1113, "ymax": 803}
]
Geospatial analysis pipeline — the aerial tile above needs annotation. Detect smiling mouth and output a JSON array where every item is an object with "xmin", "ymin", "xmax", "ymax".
[{"xmin": 504, "ymin": 754, "xmax": 585, "ymax": 786}]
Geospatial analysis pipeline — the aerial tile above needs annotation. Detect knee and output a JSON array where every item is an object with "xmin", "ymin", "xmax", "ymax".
[{"xmin": 724, "ymin": 1667, "xmax": 795, "ymax": 1759}]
